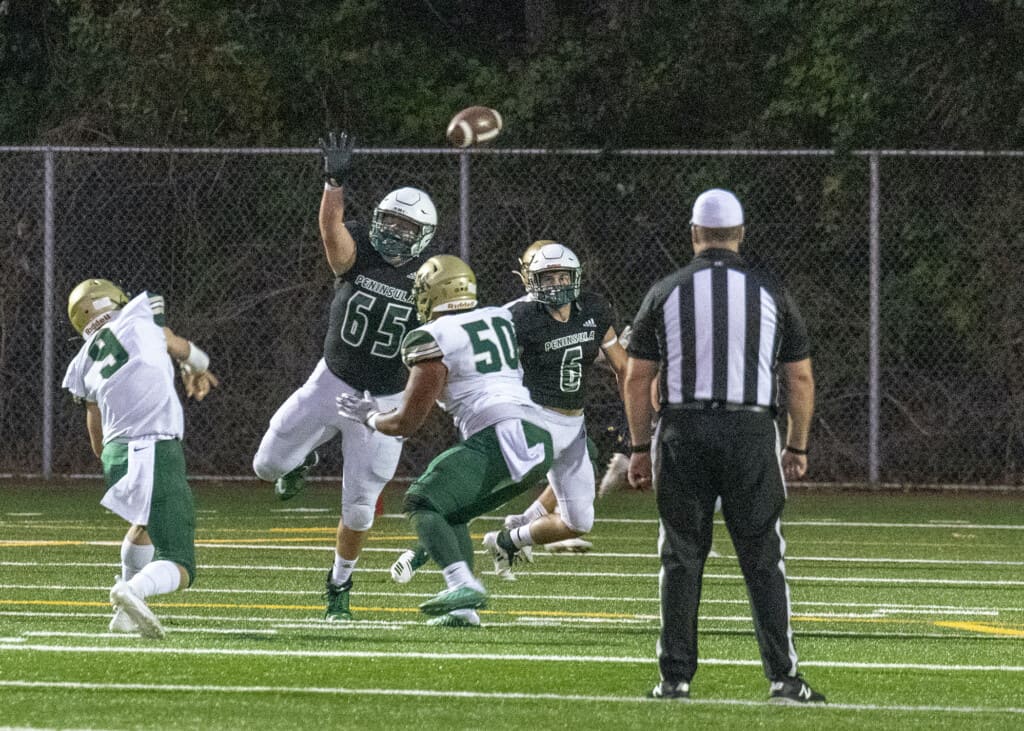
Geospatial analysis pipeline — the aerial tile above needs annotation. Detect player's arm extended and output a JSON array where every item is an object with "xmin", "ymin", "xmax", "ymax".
[
  {"xmin": 85, "ymin": 401, "xmax": 103, "ymax": 458},
  {"xmin": 320, "ymin": 188, "xmax": 357, "ymax": 274},
  {"xmin": 372, "ymin": 359, "xmax": 447, "ymax": 438}
]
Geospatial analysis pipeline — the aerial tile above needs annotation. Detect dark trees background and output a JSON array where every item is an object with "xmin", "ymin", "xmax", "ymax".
[{"xmin": 3, "ymin": 1, "xmax": 1023, "ymax": 149}]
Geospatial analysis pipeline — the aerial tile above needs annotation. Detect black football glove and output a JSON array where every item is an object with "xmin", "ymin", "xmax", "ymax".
[{"xmin": 319, "ymin": 131, "xmax": 355, "ymax": 187}]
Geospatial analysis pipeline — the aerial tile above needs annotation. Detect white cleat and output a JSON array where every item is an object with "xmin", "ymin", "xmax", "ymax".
[
  {"xmin": 544, "ymin": 538, "xmax": 594, "ymax": 554},
  {"xmin": 108, "ymin": 607, "xmax": 138, "ymax": 634},
  {"xmin": 482, "ymin": 531, "xmax": 518, "ymax": 581},
  {"xmin": 110, "ymin": 577, "xmax": 165, "ymax": 639},
  {"xmin": 390, "ymin": 550, "xmax": 418, "ymax": 584}
]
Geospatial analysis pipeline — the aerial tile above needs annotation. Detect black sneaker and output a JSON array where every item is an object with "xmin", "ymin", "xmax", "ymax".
[
  {"xmin": 769, "ymin": 675, "xmax": 826, "ymax": 704},
  {"xmin": 648, "ymin": 680, "xmax": 690, "ymax": 699}
]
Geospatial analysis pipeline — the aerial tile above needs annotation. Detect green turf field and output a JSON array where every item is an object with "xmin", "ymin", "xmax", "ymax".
[{"xmin": 1, "ymin": 481, "xmax": 1021, "ymax": 730}]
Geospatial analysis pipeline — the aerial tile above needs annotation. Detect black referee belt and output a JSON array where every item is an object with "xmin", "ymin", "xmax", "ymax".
[{"xmin": 667, "ymin": 400, "xmax": 773, "ymax": 415}]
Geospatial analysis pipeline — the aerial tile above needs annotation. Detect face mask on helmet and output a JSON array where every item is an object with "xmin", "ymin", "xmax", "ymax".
[
  {"xmin": 370, "ymin": 187, "xmax": 437, "ymax": 265},
  {"xmin": 526, "ymin": 243, "xmax": 582, "ymax": 306},
  {"xmin": 412, "ymin": 254, "xmax": 478, "ymax": 323},
  {"xmin": 67, "ymin": 278, "xmax": 130, "ymax": 336}
]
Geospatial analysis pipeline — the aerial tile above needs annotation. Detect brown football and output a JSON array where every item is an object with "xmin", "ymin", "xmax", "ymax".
[{"xmin": 446, "ymin": 106, "xmax": 503, "ymax": 148}]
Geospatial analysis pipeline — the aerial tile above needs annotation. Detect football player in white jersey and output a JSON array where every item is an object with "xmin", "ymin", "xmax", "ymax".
[
  {"xmin": 62, "ymin": 279, "xmax": 218, "ymax": 638},
  {"xmin": 388, "ymin": 241, "xmax": 628, "ymax": 584},
  {"xmin": 337, "ymin": 255, "xmax": 553, "ymax": 626},
  {"xmin": 251, "ymin": 131, "xmax": 436, "ymax": 620}
]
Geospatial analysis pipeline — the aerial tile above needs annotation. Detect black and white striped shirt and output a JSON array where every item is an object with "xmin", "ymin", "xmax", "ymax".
[{"xmin": 628, "ymin": 249, "xmax": 809, "ymax": 409}]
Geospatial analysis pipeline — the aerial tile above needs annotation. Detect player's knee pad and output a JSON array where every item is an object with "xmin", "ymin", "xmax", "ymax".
[
  {"xmin": 341, "ymin": 500, "xmax": 376, "ymax": 532},
  {"xmin": 559, "ymin": 500, "xmax": 594, "ymax": 535},
  {"xmin": 252, "ymin": 451, "xmax": 287, "ymax": 482}
]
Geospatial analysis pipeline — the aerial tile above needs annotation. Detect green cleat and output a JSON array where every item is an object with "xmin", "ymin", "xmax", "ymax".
[
  {"xmin": 323, "ymin": 572, "xmax": 352, "ymax": 621},
  {"xmin": 419, "ymin": 586, "xmax": 487, "ymax": 616},
  {"xmin": 274, "ymin": 451, "xmax": 319, "ymax": 501}
]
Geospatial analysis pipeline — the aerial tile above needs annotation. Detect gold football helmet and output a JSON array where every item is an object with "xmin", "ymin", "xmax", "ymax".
[
  {"xmin": 68, "ymin": 278, "xmax": 129, "ymax": 336},
  {"xmin": 517, "ymin": 239, "xmax": 556, "ymax": 285},
  {"xmin": 412, "ymin": 255, "xmax": 478, "ymax": 323}
]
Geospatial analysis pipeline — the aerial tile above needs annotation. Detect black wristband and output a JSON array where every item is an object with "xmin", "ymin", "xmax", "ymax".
[
  {"xmin": 785, "ymin": 445, "xmax": 808, "ymax": 455},
  {"xmin": 631, "ymin": 443, "xmax": 651, "ymax": 454}
]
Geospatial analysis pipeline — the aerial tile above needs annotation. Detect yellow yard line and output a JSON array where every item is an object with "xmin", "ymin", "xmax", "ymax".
[{"xmin": 935, "ymin": 621, "xmax": 1024, "ymax": 638}]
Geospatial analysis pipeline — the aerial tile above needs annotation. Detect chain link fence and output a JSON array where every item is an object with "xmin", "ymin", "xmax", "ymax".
[{"xmin": 2, "ymin": 146, "xmax": 1021, "ymax": 486}]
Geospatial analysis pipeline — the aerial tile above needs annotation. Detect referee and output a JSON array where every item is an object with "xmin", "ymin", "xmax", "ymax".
[{"xmin": 624, "ymin": 188, "xmax": 825, "ymax": 704}]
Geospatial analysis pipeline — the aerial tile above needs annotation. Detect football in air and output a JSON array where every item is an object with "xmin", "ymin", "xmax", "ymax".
[{"xmin": 446, "ymin": 106, "xmax": 503, "ymax": 148}]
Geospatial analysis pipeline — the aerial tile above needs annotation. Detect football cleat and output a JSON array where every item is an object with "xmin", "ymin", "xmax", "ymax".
[
  {"xmin": 108, "ymin": 607, "xmax": 138, "ymax": 634},
  {"xmin": 426, "ymin": 609, "xmax": 481, "ymax": 628},
  {"xmin": 274, "ymin": 451, "xmax": 319, "ymax": 501},
  {"xmin": 544, "ymin": 538, "xmax": 593, "ymax": 554},
  {"xmin": 482, "ymin": 529, "xmax": 522, "ymax": 581},
  {"xmin": 769, "ymin": 676, "xmax": 826, "ymax": 704},
  {"xmin": 323, "ymin": 572, "xmax": 352, "ymax": 621},
  {"xmin": 648, "ymin": 681, "xmax": 690, "ymax": 700},
  {"xmin": 419, "ymin": 586, "xmax": 487, "ymax": 616},
  {"xmin": 390, "ymin": 549, "xmax": 421, "ymax": 584},
  {"xmin": 109, "ymin": 577, "xmax": 164, "ymax": 639}
]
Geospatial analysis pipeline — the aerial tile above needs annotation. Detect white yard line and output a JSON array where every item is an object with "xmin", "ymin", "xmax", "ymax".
[
  {"xmin": 0, "ymin": 644, "xmax": 1022, "ymax": 674},
  {"xmin": 2, "ymin": 562, "xmax": 1022, "ymax": 587},
  {"xmin": 0, "ymin": 679, "xmax": 1022, "ymax": 715}
]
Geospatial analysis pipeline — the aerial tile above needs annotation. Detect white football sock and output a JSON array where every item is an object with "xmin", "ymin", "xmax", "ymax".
[
  {"xmin": 510, "ymin": 525, "xmax": 536, "ymax": 548},
  {"xmin": 523, "ymin": 500, "xmax": 549, "ymax": 522},
  {"xmin": 331, "ymin": 555, "xmax": 357, "ymax": 586},
  {"xmin": 128, "ymin": 560, "xmax": 182, "ymax": 599},
  {"xmin": 442, "ymin": 561, "xmax": 483, "ymax": 592},
  {"xmin": 120, "ymin": 538, "xmax": 154, "ymax": 581}
]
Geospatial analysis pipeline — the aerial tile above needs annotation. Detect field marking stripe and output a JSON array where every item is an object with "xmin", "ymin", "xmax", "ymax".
[
  {"xmin": 0, "ymin": 585, "xmax": 1015, "ymax": 614},
  {"xmin": 1, "ymin": 561, "xmax": 1020, "ymax": 587},
  {"xmin": 2, "ymin": 643, "xmax": 1023, "ymax": 673},
  {"xmin": 935, "ymin": 621, "xmax": 1024, "ymax": 637},
  {"xmin": 7, "ymin": 612, "xmax": 1016, "ymax": 640},
  {"xmin": 0, "ymin": 680, "xmax": 1021, "ymax": 715},
  {"xmin": 3, "ymin": 598, "xmax": 1018, "ymax": 628},
  {"xmin": 5, "ymin": 538, "xmax": 1024, "ymax": 569}
]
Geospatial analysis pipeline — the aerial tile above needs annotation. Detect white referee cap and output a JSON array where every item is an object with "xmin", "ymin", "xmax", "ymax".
[{"xmin": 691, "ymin": 188, "xmax": 744, "ymax": 227}]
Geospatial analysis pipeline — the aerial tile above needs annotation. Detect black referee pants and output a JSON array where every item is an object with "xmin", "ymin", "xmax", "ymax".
[{"xmin": 653, "ymin": 408, "xmax": 799, "ymax": 684}]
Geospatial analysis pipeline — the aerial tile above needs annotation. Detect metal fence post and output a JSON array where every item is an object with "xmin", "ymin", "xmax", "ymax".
[
  {"xmin": 458, "ymin": 151, "xmax": 470, "ymax": 262},
  {"xmin": 42, "ymin": 148, "xmax": 56, "ymax": 479},
  {"xmin": 868, "ymin": 152, "xmax": 881, "ymax": 484}
]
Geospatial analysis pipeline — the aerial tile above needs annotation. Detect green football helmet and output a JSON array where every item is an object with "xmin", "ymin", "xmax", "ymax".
[
  {"xmin": 67, "ymin": 278, "xmax": 129, "ymax": 336},
  {"xmin": 412, "ymin": 255, "xmax": 478, "ymax": 323},
  {"xmin": 517, "ymin": 239, "xmax": 556, "ymax": 286}
]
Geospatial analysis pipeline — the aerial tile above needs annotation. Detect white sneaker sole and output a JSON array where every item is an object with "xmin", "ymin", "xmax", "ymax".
[
  {"xmin": 545, "ymin": 538, "xmax": 594, "ymax": 554},
  {"xmin": 110, "ymin": 581, "xmax": 165, "ymax": 639}
]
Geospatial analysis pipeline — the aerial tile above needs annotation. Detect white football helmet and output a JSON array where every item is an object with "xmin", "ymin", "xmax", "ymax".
[
  {"xmin": 370, "ymin": 187, "xmax": 437, "ymax": 265},
  {"xmin": 526, "ymin": 243, "xmax": 582, "ymax": 306}
]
